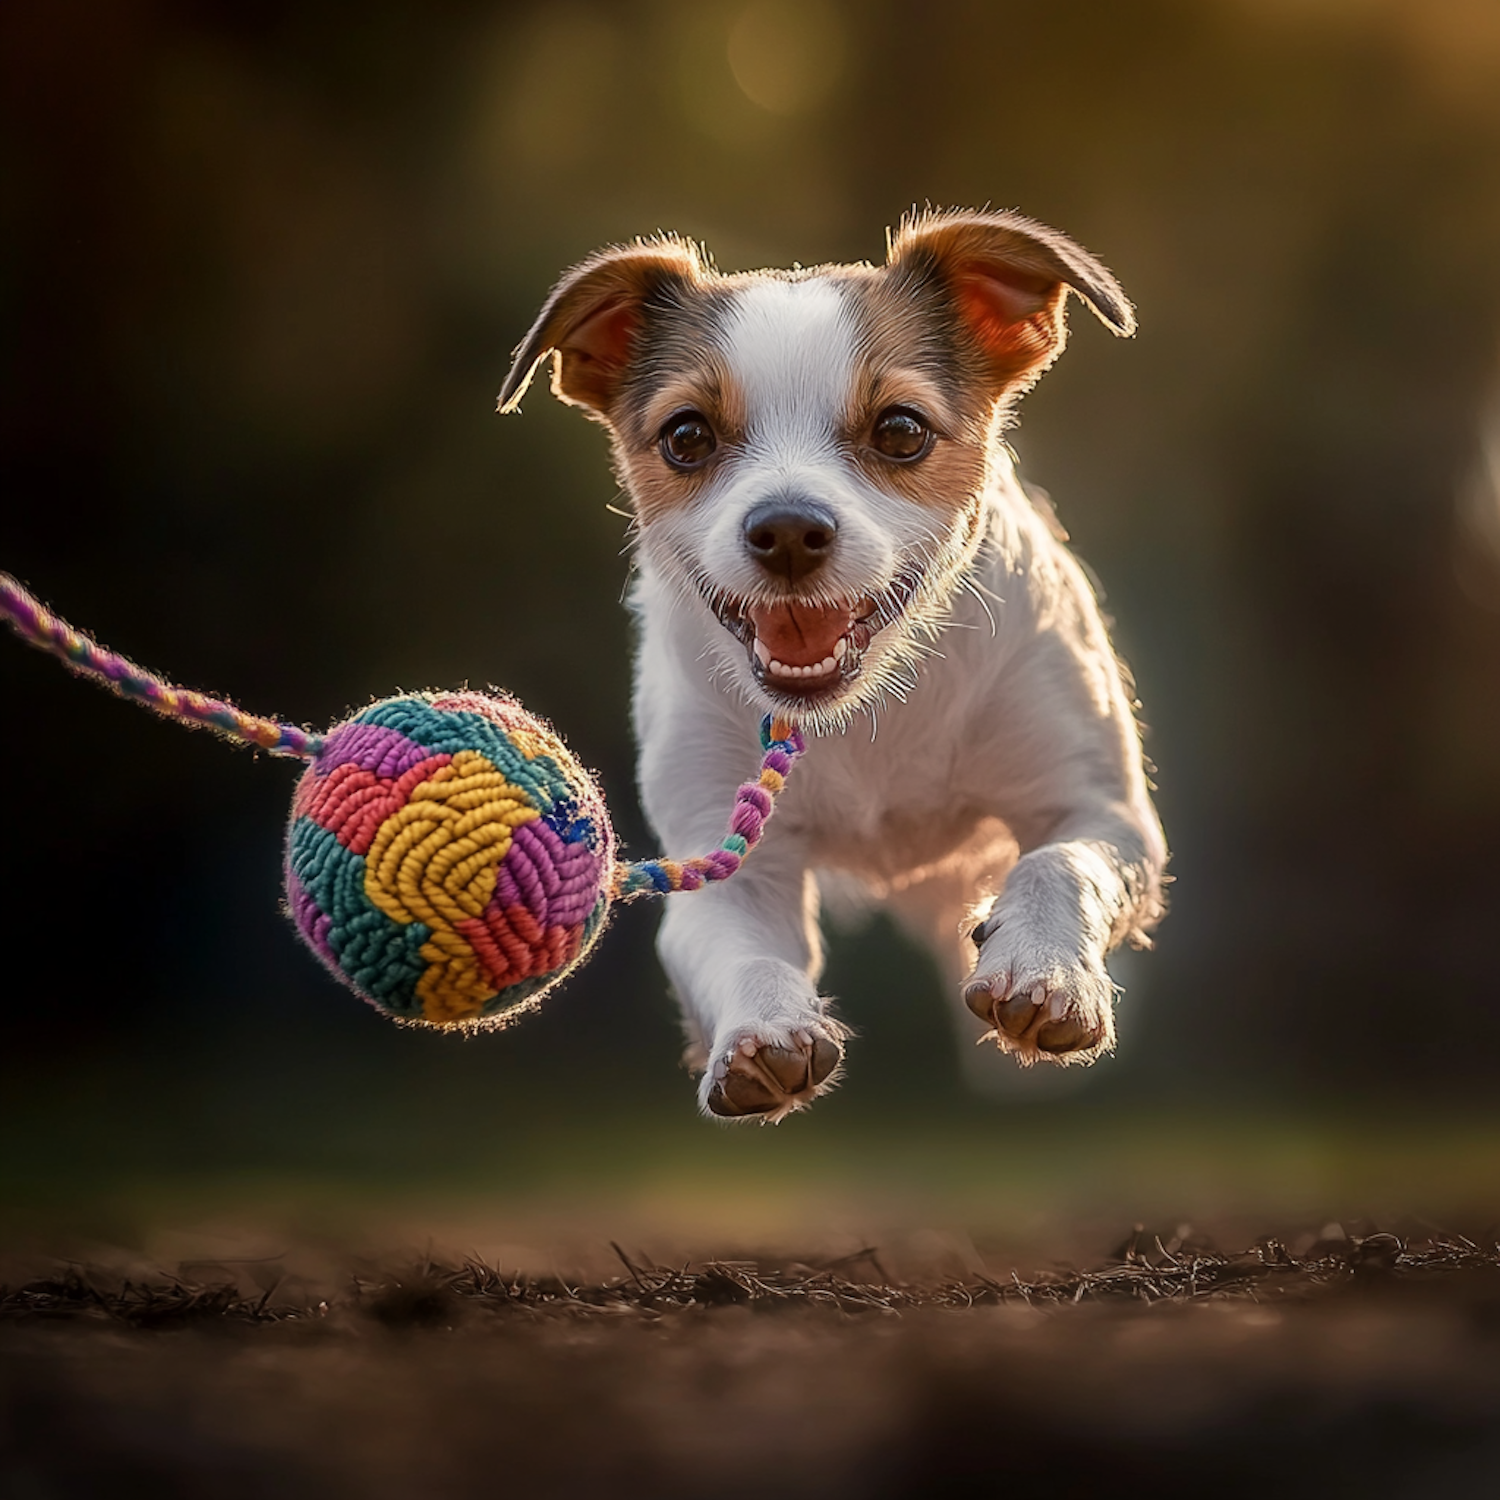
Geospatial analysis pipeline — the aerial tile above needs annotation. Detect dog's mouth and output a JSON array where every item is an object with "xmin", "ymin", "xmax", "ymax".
[{"xmin": 708, "ymin": 575, "xmax": 920, "ymax": 705}]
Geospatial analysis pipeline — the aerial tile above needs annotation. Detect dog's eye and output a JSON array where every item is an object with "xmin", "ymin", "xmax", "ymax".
[
  {"xmin": 659, "ymin": 411, "xmax": 717, "ymax": 470},
  {"xmin": 870, "ymin": 407, "xmax": 933, "ymax": 461}
]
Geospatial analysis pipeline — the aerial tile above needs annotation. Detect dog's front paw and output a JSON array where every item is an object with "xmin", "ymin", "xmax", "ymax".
[
  {"xmin": 963, "ymin": 958, "xmax": 1115, "ymax": 1066},
  {"xmin": 700, "ymin": 1025, "xmax": 844, "ymax": 1122}
]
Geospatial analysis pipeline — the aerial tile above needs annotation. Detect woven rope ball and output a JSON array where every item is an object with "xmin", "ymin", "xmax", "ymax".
[
  {"xmin": 1, "ymin": 573, "xmax": 805, "ymax": 1030},
  {"xmin": 286, "ymin": 692, "xmax": 615, "ymax": 1028}
]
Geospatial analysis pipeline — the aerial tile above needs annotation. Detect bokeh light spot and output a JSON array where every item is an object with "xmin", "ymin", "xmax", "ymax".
[{"xmin": 727, "ymin": 0, "xmax": 846, "ymax": 115}]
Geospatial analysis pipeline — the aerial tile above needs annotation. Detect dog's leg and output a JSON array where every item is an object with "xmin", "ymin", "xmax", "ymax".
[
  {"xmin": 634, "ymin": 672, "xmax": 847, "ymax": 1120},
  {"xmin": 960, "ymin": 580, "xmax": 1168, "ymax": 1067},
  {"xmin": 963, "ymin": 785, "xmax": 1165, "ymax": 1066},
  {"xmin": 658, "ymin": 844, "xmax": 847, "ymax": 1120},
  {"xmin": 964, "ymin": 827, "xmax": 1143, "ymax": 1064}
]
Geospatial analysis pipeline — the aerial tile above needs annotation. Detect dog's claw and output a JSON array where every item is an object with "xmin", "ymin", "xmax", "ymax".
[{"xmin": 705, "ymin": 1032, "xmax": 842, "ymax": 1119}]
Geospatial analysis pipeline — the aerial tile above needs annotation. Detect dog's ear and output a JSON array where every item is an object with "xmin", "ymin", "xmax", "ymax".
[
  {"xmin": 886, "ymin": 209, "xmax": 1135, "ymax": 393},
  {"xmin": 498, "ymin": 237, "xmax": 705, "ymax": 417}
]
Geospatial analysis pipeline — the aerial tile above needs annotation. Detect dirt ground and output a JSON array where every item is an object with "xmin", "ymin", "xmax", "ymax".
[{"xmin": 4, "ymin": 1227, "xmax": 1500, "ymax": 1499}]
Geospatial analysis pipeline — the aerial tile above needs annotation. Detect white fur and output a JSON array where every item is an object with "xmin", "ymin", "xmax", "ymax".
[{"xmin": 723, "ymin": 279, "xmax": 854, "ymax": 451}]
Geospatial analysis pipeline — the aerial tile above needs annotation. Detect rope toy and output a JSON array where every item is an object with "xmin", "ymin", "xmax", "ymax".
[{"xmin": 1, "ymin": 572, "xmax": 804, "ymax": 1030}]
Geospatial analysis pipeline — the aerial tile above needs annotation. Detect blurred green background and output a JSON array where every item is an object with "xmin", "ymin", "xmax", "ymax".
[{"xmin": 4, "ymin": 0, "xmax": 1500, "ymax": 1247}]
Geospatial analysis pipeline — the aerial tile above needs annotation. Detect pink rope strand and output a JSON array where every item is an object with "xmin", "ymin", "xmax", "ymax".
[{"xmin": 610, "ymin": 715, "xmax": 806, "ymax": 899}]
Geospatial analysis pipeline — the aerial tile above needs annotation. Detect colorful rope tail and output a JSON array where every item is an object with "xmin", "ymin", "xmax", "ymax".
[
  {"xmin": 610, "ymin": 714, "xmax": 806, "ymax": 901},
  {"xmin": 0, "ymin": 571, "xmax": 323, "ymax": 758}
]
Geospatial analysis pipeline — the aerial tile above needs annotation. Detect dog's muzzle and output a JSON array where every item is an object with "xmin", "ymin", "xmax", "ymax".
[{"xmin": 708, "ymin": 571, "xmax": 921, "ymax": 707}]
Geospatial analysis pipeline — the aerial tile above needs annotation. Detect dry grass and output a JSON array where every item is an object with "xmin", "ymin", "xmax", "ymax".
[{"xmin": 3, "ymin": 1225, "xmax": 1496, "ymax": 1330}]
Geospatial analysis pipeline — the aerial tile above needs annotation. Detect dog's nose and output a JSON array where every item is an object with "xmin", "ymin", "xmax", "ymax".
[{"xmin": 742, "ymin": 502, "xmax": 837, "ymax": 584}]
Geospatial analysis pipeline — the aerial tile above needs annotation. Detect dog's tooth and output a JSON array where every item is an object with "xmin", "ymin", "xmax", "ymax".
[
  {"xmin": 754, "ymin": 638, "xmax": 771, "ymax": 667},
  {"xmin": 833, "ymin": 637, "xmax": 848, "ymax": 660},
  {"xmin": 766, "ymin": 655, "xmax": 847, "ymax": 679}
]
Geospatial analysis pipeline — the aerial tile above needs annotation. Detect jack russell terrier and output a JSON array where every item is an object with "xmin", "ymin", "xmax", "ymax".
[{"xmin": 498, "ymin": 208, "xmax": 1167, "ymax": 1120}]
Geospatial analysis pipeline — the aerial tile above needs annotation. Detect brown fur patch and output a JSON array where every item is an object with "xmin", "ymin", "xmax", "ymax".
[
  {"xmin": 833, "ymin": 265, "xmax": 995, "ymax": 515},
  {"xmin": 608, "ymin": 282, "xmax": 744, "ymax": 523},
  {"xmin": 497, "ymin": 236, "xmax": 707, "ymax": 417},
  {"xmin": 883, "ymin": 208, "xmax": 1135, "ymax": 398}
]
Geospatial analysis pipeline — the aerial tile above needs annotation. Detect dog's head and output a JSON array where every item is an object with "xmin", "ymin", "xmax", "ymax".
[{"xmin": 499, "ymin": 209, "xmax": 1133, "ymax": 727}]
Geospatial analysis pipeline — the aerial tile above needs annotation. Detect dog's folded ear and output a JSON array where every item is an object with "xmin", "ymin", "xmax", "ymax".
[
  {"xmin": 887, "ymin": 209, "xmax": 1135, "ymax": 393},
  {"xmin": 498, "ymin": 237, "xmax": 705, "ymax": 417}
]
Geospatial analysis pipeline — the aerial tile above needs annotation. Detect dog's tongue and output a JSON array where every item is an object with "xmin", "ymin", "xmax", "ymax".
[{"xmin": 748, "ymin": 600, "xmax": 853, "ymax": 666}]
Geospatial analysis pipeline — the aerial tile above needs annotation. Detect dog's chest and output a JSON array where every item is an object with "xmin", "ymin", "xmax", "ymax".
[{"xmin": 775, "ymin": 717, "xmax": 995, "ymax": 881}]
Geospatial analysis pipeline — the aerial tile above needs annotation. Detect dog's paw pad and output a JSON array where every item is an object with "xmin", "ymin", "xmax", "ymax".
[
  {"xmin": 1035, "ymin": 1013, "xmax": 1098, "ymax": 1053},
  {"xmin": 992, "ymin": 986, "xmax": 1044, "ymax": 1037},
  {"xmin": 965, "ymin": 975, "xmax": 1111, "ymax": 1065},
  {"xmin": 705, "ymin": 1029, "xmax": 842, "ymax": 1120}
]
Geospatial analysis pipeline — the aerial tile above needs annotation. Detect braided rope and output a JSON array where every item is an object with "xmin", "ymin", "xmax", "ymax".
[
  {"xmin": 611, "ymin": 715, "xmax": 806, "ymax": 900},
  {"xmin": 0, "ymin": 571, "xmax": 322, "ymax": 758}
]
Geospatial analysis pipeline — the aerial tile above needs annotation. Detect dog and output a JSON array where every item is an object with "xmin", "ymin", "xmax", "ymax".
[{"xmin": 498, "ymin": 208, "xmax": 1168, "ymax": 1120}]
